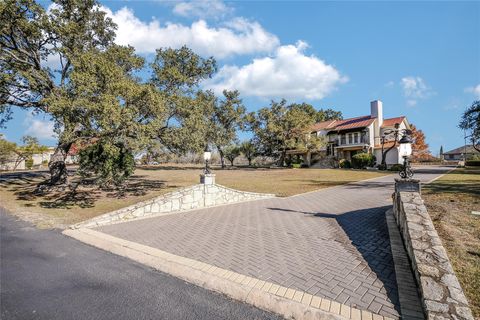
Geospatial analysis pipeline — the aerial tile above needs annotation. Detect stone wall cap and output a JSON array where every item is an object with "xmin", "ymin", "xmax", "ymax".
[{"xmin": 394, "ymin": 178, "xmax": 420, "ymax": 183}]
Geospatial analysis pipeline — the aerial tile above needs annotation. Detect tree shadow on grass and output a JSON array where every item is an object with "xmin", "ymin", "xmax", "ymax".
[
  {"xmin": 266, "ymin": 205, "xmax": 402, "ymax": 316},
  {"xmin": 424, "ymin": 182, "xmax": 480, "ymax": 196},
  {"xmin": 0, "ymin": 171, "xmax": 170, "ymax": 210}
]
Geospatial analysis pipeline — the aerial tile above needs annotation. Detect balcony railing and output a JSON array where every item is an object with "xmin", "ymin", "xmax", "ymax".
[{"xmin": 336, "ymin": 136, "xmax": 368, "ymax": 146}]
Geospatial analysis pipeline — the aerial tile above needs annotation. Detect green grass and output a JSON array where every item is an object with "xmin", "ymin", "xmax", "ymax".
[{"xmin": 423, "ymin": 167, "xmax": 480, "ymax": 317}]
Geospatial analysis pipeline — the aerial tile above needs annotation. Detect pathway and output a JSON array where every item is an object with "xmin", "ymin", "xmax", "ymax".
[{"xmin": 96, "ymin": 166, "xmax": 452, "ymax": 319}]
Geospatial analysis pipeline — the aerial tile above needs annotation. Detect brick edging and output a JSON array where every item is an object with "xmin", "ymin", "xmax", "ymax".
[{"xmin": 63, "ymin": 228, "xmax": 396, "ymax": 320}]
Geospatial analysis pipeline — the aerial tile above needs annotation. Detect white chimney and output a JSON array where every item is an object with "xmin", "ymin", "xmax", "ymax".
[{"xmin": 371, "ymin": 100, "xmax": 383, "ymax": 127}]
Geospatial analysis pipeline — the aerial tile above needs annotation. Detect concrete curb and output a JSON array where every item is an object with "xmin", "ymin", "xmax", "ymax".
[
  {"xmin": 385, "ymin": 209, "xmax": 424, "ymax": 319},
  {"xmin": 424, "ymin": 166, "xmax": 457, "ymax": 184},
  {"xmin": 63, "ymin": 228, "xmax": 395, "ymax": 320}
]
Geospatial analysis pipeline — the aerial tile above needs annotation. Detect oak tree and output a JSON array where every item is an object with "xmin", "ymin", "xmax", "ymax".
[
  {"xmin": 239, "ymin": 140, "xmax": 257, "ymax": 166},
  {"xmin": 248, "ymin": 100, "xmax": 325, "ymax": 166},
  {"xmin": 224, "ymin": 144, "xmax": 241, "ymax": 167},
  {"xmin": 205, "ymin": 90, "xmax": 246, "ymax": 168},
  {"xmin": 459, "ymin": 100, "xmax": 480, "ymax": 152},
  {"xmin": 149, "ymin": 46, "xmax": 217, "ymax": 155},
  {"xmin": 1, "ymin": 0, "xmax": 117, "ymax": 184}
]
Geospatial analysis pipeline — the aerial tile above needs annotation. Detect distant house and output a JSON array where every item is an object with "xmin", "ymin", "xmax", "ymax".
[
  {"xmin": 32, "ymin": 148, "xmax": 55, "ymax": 166},
  {"xmin": 0, "ymin": 158, "xmax": 25, "ymax": 171},
  {"xmin": 288, "ymin": 100, "xmax": 410, "ymax": 167},
  {"xmin": 0, "ymin": 146, "xmax": 78, "ymax": 171},
  {"xmin": 0, "ymin": 148, "xmax": 54, "ymax": 171},
  {"xmin": 442, "ymin": 145, "xmax": 480, "ymax": 161}
]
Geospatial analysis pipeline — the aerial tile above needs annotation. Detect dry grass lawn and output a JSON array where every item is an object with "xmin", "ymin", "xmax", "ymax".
[
  {"xmin": 423, "ymin": 167, "xmax": 480, "ymax": 317},
  {"xmin": 0, "ymin": 164, "xmax": 389, "ymax": 228}
]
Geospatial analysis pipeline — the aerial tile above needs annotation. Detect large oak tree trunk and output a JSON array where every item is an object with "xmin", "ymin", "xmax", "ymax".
[
  {"xmin": 381, "ymin": 143, "xmax": 397, "ymax": 167},
  {"xmin": 473, "ymin": 139, "xmax": 480, "ymax": 153},
  {"xmin": 278, "ymin": 149, "xmax": 287, "ymax": 167},
  {"xmin": 48, "ymin": 142, "xmax": 72, "ymax": 185},
  {"xmin": 218, "ymin": 148, "xmax": 226, "ymax": 169}
]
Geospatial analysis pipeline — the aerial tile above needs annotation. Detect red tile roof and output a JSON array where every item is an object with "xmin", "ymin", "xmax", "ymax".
[
  {"xmin": 311, "ymin": 115, "xmax": 374, "ymax": 132},
  {"xmin": 311, "ymin": 120, "xmax": 337, "ymax": 131},
  {"xmin": 311, "ymin": 115, "xmax": 407, "ymax": 132},
  {"xmin": 382, "ymin": 116, "xmax": 406, "ymax": 128},
  {"xmin": 334, "ymin": 116, "xmax": 375, "ymax": 130}
]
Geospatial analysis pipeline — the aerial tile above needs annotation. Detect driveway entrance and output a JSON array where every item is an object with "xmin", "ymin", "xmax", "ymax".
[{"xmin": 96, "ymin": 166, "xmax": 451, "ymax": 319}]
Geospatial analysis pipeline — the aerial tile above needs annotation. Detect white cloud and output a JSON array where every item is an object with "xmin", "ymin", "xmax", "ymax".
[
  {"xmin": 102, "ymin": 6, "xmax": 279, "ymax": 58},
  {"xmin": 401, "ymin": 76, "xmax": 434, "ymax": 106},
  {"xmin": 23, "ymin": 112, "xmax": 56, "ymax": 141},
  {"xmin": 384, "ymin": 81, "xmax": 395, "ymax": 88},
  {"xmin": 173, "ymin": 0, "xmax": 233, "ymax": 18},
  {"xmin": 204, "ymin": 41, "xmax": 347, "ymax": 100},
  {"xmin": 465, "ymin": 84, "xmax": 480, "ymax": 99},
  {"xmin": 406, "ymin": 100, "xmax": 417, "ymax": 107},
  {"xmin": 401, "ymin": 76, "xmax": 430, "ymax": 98}
]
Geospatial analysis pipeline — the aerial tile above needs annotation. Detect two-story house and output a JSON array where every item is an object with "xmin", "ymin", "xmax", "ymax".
[{"xmin": 293, "ymin": 100, "xmax": 410, "ymax": 167}]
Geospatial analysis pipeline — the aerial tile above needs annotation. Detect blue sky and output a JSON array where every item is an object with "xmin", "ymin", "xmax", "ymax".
[{"xmin": 2, "ymin": 0, "xmax": 479, "ymax": 155}]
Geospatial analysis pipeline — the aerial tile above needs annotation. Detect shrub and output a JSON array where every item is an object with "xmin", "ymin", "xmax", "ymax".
[
  {"xmin": 389, "ymin": 164, "xmax": 403, "ymax": 171},
  {"xmin": 78, "ymin": 141, "xmax": 135, "ymax": 187},
  {"xmin": 377, "ymin": 163, "xmax": 387, "ymax": 170},
  {"xmin": 25, "ymin": 157, "xmax": 34, "ymax": 169},
  {"xmin": 351, "ymin": 152, "xmax": 375, "ymax": 169},
  {"xmin": 292, "ymin": 163, "xmax": 302, "ymax": 168},
  {"xmin": 339, "ymin": 159, "xmax": 351, "ymax": 168},
  {"xmin": 465, "ymin": 160, "xmax": 480, "ymax": 166},
  {"xmin": 292, "ymin": 157, "xmax": 303, "ymax": 165}
]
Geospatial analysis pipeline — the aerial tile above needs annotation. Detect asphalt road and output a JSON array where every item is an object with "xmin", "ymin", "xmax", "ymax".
[{"xmin": 0, "ymin": 209, "xmax": 282, "ymax": 320}]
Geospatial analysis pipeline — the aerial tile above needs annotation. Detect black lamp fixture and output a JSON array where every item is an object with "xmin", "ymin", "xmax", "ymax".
[
  {"xmin": 203, "ymin": 145, "xmax": 212, "ymax": 174},
  {"xmin": 398, "ymin": 130, "xmax": 414, "ymax": 179}
]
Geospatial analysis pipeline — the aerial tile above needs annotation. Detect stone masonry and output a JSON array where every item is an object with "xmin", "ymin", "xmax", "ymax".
[
  {"xmin": 393, "ymin": 180, "xmax": 474, "ymax": 320},
  {"xmin": 73, "ymin": 176, "xmax": 274, "ymax": 229}
]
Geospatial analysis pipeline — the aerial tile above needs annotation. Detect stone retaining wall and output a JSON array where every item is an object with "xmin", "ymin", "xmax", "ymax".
[
  {"xmin": 73, "ymin": 184, "xmax": 274, "ymax": 229},
  {"xmin": 393, "ymin": 183, "xmax": 474, "ymax": 320}
]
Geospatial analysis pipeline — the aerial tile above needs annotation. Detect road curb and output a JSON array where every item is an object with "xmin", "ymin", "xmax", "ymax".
[
  {"xmin": 424, "ymin": 166, "xmax": 458, "ymax": 184},
  {"xmin": 63, "ymin": 228, "xmax": 394, "ymax": 320}
]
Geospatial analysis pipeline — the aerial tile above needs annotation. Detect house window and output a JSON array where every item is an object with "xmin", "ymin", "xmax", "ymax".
[
  {"xmin": 354, "ymin": 133, "xmax": 359, "ymax": 144},
  {"xmin": 341, "ymin": 134, "xmax": 346, "ymax": 145},
  {"xmin": 347, "ymin": 134, "xmax": 352, "ymax": 144},
  {"xmin": 449, "ymin": 154, "xmax": 454, "ymax": 160}
]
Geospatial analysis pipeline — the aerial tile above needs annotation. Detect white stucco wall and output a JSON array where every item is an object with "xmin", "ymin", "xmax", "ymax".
[
  {"xmin": 0, "ymin": 160, "xmax": 25, "ymax": 171},
  {"xmin": 367, "ymin": 123, "xmax": 375, "ymax": 147},
  {"xmin": 31, "ymin": 152, "xmax": 54, "ymax": 165},
  {"xmin": 374, "ymin": 147, "xmax": 401, "ymax": 165}
]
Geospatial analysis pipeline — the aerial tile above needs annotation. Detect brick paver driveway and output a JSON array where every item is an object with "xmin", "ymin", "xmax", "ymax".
[{"xmin": 97, "ymin": 166, "xmax": 452, "ymax": 319}]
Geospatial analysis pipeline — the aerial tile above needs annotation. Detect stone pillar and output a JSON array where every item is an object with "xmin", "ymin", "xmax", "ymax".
[
  {"xmin": 200, "ymin": 173, "xmax": 216, "ymax": 185},
  {"xmin": 394, "ymin": 178, "xmax": 421, "ymax": 194}
]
